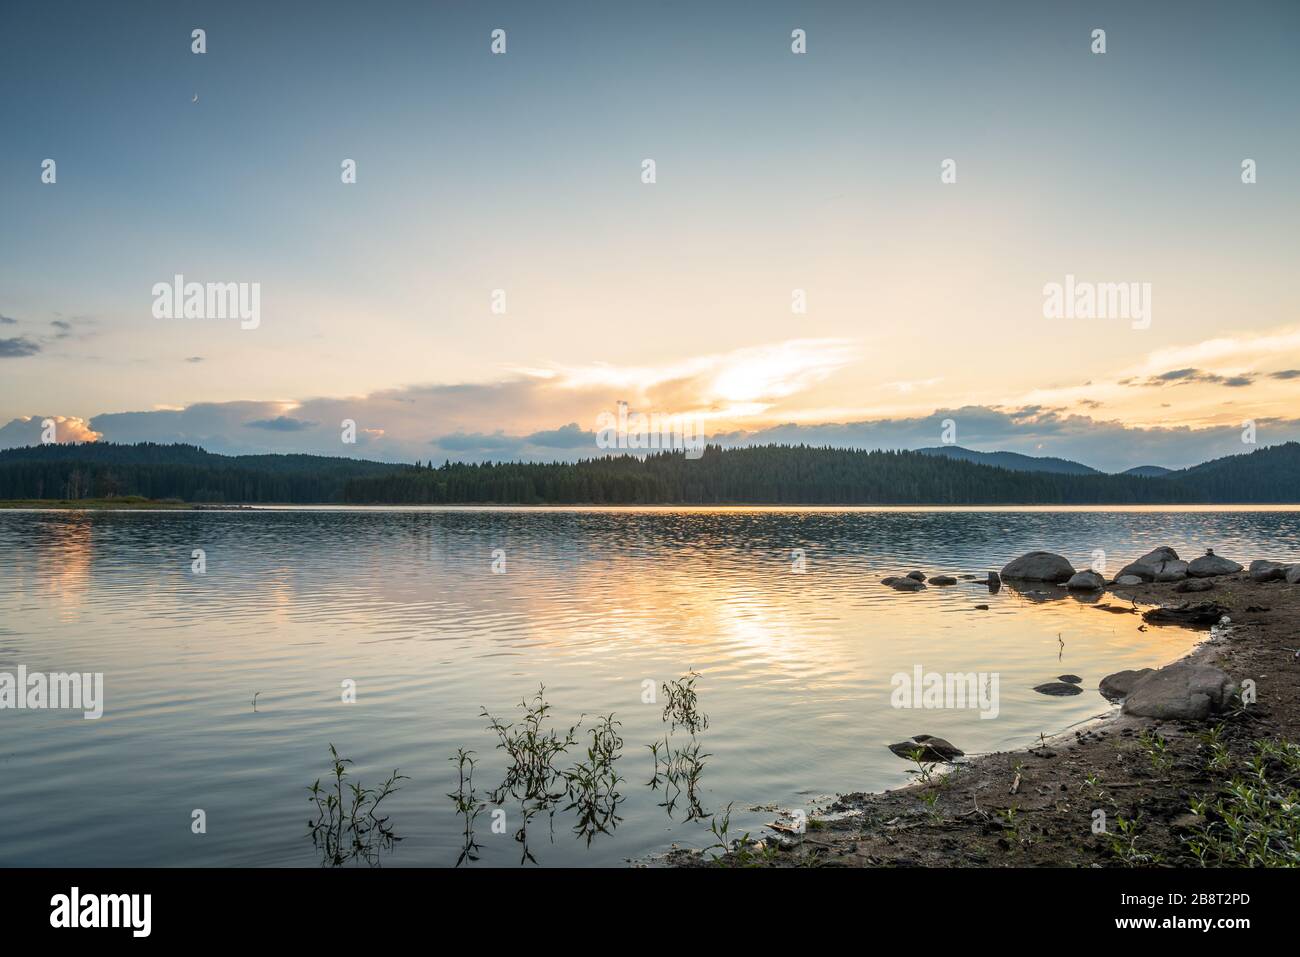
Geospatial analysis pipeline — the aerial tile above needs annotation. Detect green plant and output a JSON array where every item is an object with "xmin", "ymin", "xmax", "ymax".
[
  {"xmin": 662, "ymin": 670, "xmax": 709, "ymax": 734},
  {"xmin": 1184, "ymin": 738, "xmax": 1300, "ymax": 867},
  {"xmin": 1109, "ymin": 813, "xmax": 1161, "ymax": 865},
  {"xmin": 447, "ymin": 748, "xmax": 485, "ymax": 866},
  {"xmin": 562, "ymin": 713, "xmax": 626, "ymax": 843},
  {"xmin": 306, "ymin": 743, "xmax": 407, "ymax": 867},
  {"xmin": 1138, "ymin": 730, "xmax": 1174, "ymax": 775}
]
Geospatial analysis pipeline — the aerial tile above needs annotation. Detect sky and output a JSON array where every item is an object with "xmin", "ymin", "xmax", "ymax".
[{"xmin": 1, "ymin": 0, "xmax": 1298, "ymax": 472}]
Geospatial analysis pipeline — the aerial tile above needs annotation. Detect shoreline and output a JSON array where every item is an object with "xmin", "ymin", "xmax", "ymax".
[
  {"xmin": 4, "ymin": 500, "xmax": 1300, "ymax": 513},
  {"xmin": 670, "ymin": 573, "xmax": 1299, "ymax": 867}
]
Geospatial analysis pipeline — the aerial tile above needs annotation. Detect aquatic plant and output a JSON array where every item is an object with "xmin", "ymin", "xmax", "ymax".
[
  {"xmin": 661, "ymin": 670, "xmax": 709, "ymax": 734},
  {"xmin": 481, "ymin": 685, "xmax": 578, "ymax": 806},
  {"xmin": 447, "ymin": 748, "xmax": 485, "ymax": 866},
  {"xmin": 306, "ymin": 743, "xmax": 406, "ymax": 867},
  {"xmin": 562, "ymin": 713, "xmax": 626, "ymax": 843},
  {"xmin": 648, "ymin": 735, "xmax": 711, "ymax": 820}
]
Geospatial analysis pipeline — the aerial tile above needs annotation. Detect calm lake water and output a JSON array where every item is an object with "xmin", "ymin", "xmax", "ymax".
[{"xmin": 1, "ymin": 507, "xmax": 1297, "ymax": 867}]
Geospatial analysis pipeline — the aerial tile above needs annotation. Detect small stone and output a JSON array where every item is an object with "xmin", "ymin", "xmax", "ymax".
[
  {"xmin": 1034, "ymin": 681, "xmax": 1083, "ymax": 696},
  {"xmin": 888, "ymin": 735, "xmax": 964, "ymax": 762}
]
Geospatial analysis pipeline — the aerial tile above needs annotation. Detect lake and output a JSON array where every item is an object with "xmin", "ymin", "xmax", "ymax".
[{"xmin": 1, "ymin": 506, "xmax": 1297, "ymax": 867}]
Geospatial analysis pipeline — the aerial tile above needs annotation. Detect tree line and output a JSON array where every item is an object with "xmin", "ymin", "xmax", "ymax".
[{"xmin": 0, "ymin": 440, "xmax": 1296, "ymax": 504}]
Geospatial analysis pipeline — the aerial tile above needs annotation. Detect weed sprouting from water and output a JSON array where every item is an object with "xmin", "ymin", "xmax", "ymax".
[
  {"xmin": 306, "ymin": 743, "xmax": 407, "ymax": 867},
  {"xmin": 482, "ymin": 685, "xmax": 579, "ymax": 806},
  {"xmin": 648, "ymin": 735, "xmax": 711, "ymax": 821},
  {"xmin": 562, "ymin": 713, "xmax": 626, "ymax": 843},
  {"xmin": 662, "ymin": 670, "xmax": 709, "ymax": 734},
  {"xmin": 447, "ymin": 748, "xmax": 485, "ymax": 866}
]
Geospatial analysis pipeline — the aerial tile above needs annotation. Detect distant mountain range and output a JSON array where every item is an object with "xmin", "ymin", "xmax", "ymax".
[
  {"xmin": 917, "ymin": 446, "xmax": 1177, "ymax": 477},
  {"xmin": 0, "ymin": 440, "xmax": 1297, "ymax": 505},
  {"xmin": 1120, "ymin": 464, "xmax": 1174, "ymax": 478},
  {"xmin": 915, "ymin": 446, "xmax": 1101, "ymax": 475}
]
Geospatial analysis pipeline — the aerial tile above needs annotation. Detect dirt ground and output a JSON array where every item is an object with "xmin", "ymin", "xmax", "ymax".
[{"xmin": 671, "ymin": 574, "xmax": 1299, "ymax": 867}]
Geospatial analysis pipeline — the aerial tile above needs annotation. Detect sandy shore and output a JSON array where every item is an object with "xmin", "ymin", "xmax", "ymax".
[{"xmin": 671, "ymin": 573, "xmax": 1299, "ymax": 867}]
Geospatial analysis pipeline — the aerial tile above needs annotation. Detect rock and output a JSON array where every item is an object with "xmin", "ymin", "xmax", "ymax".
[
  {"xmin": 1113, "ymin": 574, "xmax": 1144, "ymax": 586},
  {"xmin": 1187, "ymin": 549, "xmax": 1243, "ymax": 578},
  {"xmin": 1153, "ymin": 560, "xmax": 1190, "ymax": 582},
  {"xmin": 1118, "ymin": 547, "xmax": 1190, "ymax": 582},
  {"xmin": 1099, "ymin": 668, "xmax": 1155, "ymax": 702},
  {"xmin": 987, "ymin": 572, "xmax": 1001, "ymax": 586},
  {"xmin": 1066, "ymin": 570, "xmax": 1105, "ymax": 591},
  {"xmin": 1288, "ymin": 565, "xmax": 1300, "ymax": 585},
  {"xmin": 1001, "ymin": 551, "xmax": 1075, "ymax": 583},
  {"xmin": 906, "ymin": 571, "xmax": 926, "ymax": 582},
  {"xmin": 887, "ymin": 735, "xmax": 964, "ymax": 763},
  {"xmin": 888, "ymin": 577, "xmax": 926, "ymax": 591},
  {"xmin": 1058, "ymin": 674, "xmax": 1082, "ymax": 684},
  {"xmin": 1034, "ymin": 681, "xmax": 1083, "ymax": 696},
  {"xmin": 1250, "ymin": 560, "xmax": 1288, "ymax": 583},
  {"xmin": 929, "ymin": 575, "xmax": 958, "ymax": 585},
  {"xmin": 1175, "ymin": 578, "xmax": 1215, "ymax": 593},
  {"xmin": 1142, "ymin": 602, "xmax": 1230, "ymax": 627},
  {"xmin": 1121, "ymin": 661, "xmax": 1238, "ymax": 721},
  {"xmin": 974, "ymin": 604, "xmax": 989, "ymax": 610},
  {"xmin": 881, "ymin": 577, "xmax": 900, "ymax": 585}
]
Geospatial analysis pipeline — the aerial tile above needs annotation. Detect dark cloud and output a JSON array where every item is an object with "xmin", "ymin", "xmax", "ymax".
[
  {"xmin": 245, "ymin": 416, "xmax": 317, "ymax": 432},
  {"xmin": 1127, "ymin": 368, "xmax": 1258, "ymax": 388},
  {"xmin": 523, "ymin": 422, "xmax": 598, "ymax": 449},
  {"xmin": 434, "ymin": 432, "xmax": 522, "ymax": 453},
  {"xmin": 185, "ymin": 356, "xmax": 205, "ymax": 363},
  {"xmin": 0, "ymin": 337, "xmax": 41, "ymax": 358},
  {"xmin": 0, "ymin": 314, "xmax": 16, "ymax": 325},
  {"xmin": 1270, "ymin": 369, "xmax": 1300, "ymax": 380}
]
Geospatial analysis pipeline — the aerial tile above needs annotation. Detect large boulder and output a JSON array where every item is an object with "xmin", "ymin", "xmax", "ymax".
[
  {"xmin": 1153, "ymin": 560, "xmax": 1190, "ymax": 582},
  {"xmin": 1187, "ymin": 549, "xmax": 1243, "ymax": 578},
  {"xmin": 1099, "ymin": 668, "xmax": 1155, "ymax": 702},
  {"xmin": 1118, "ymin": 547, "xmax": 1186, "ymax": 582},
  {"xmin": 1121, "ymin": 661, "xmax": 1237, "ymax": 721},
  {"xmin": 929, "ymin": 575, "xmax": 958, "ymax": 586},
  {"xmin": 1288, "ymin": 565, "xmax": 1300, "ymax": 585},
  {"xmin": 1066, "ymin": 570, "xmax": 1105, "ymax": 591},
  {"xmin": 1001, "ymin": 551, "xmax": 1075, "ymax": 583},
  {"xmin": 1249, "ymin": 560, "xmax": 1288, "ymax": 583},
  {"xmin": 888, "ymin": 734, "xmax": 964, "ymax": 763}
]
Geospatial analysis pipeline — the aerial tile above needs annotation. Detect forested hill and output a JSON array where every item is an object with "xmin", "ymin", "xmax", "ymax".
[
  {"xmin": 0, "ymin": 442, "xmax": 405, "ymax": 503},
  {"xmin": 1, "ymin": 440, "xmax": 1297, "ymax": 505}
]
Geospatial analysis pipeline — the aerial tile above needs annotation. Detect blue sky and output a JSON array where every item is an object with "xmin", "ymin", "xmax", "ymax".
[{"xmin": 2, "ymin": 0, "xmax": 1298, "ymax": 470}]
